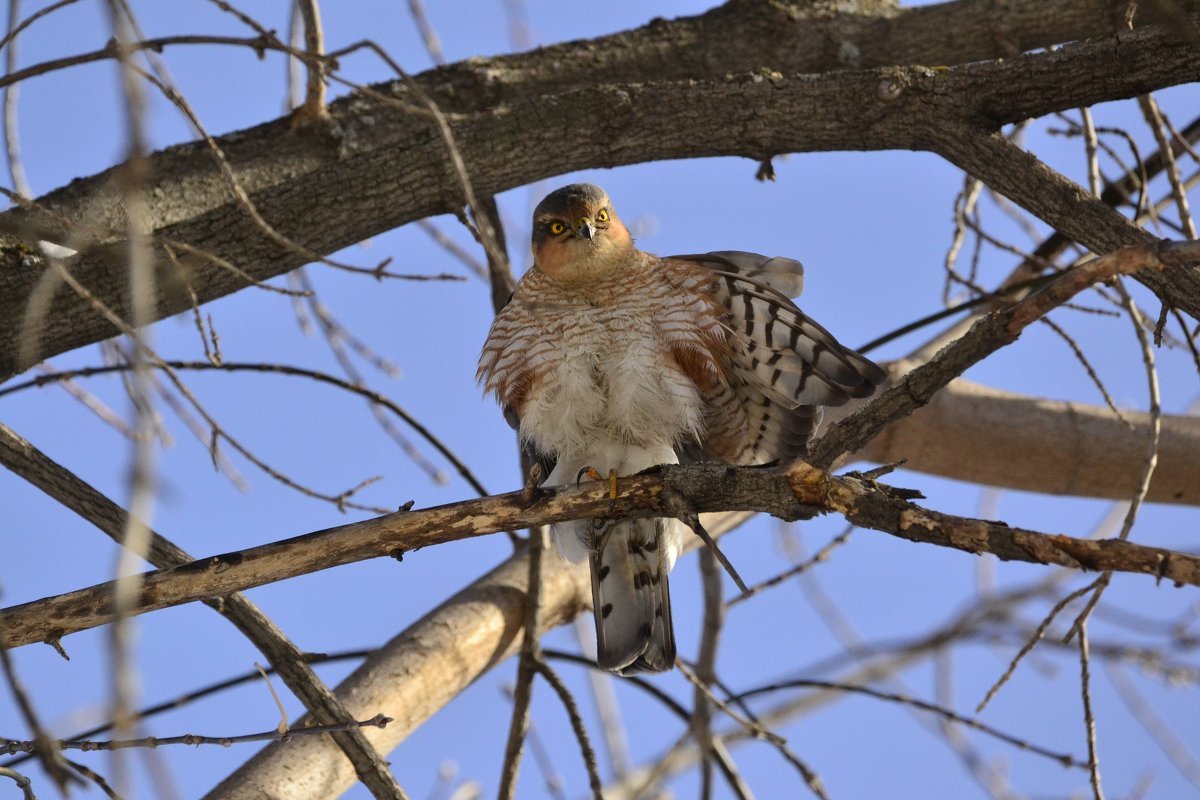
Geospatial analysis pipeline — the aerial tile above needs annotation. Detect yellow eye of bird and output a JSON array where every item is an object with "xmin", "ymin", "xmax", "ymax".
[
  {"xmin": 596, "ymin": 208, "xmax": 610, "ymax": 222},
  {"xmin": 549, "ymin": 221, "xmax": 565, "ymax": 235}
]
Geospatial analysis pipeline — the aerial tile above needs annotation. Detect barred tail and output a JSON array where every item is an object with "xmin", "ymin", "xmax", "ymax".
[{"xmin": 590, "ymin": 518, "xmax": 676, "ymax": 675}]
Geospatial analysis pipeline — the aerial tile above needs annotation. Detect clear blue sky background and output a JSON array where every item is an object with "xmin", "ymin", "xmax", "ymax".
[{"xmin": 1, "ymin": 2, "xmax": 1198, "ymax": 798}]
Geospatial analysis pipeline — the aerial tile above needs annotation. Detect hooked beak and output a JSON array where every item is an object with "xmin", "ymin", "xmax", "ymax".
[{"xmin": 575, "ymin": 218, "xmax": 596, "ymax": 241}]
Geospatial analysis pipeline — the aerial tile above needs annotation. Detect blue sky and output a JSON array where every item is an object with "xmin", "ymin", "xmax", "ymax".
[{"xmin": 1, "ymin": 2, "xmax": 1198, "ymax": 798}]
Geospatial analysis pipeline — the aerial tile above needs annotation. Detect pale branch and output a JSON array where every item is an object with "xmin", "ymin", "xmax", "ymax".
[
  {"xmin": 0, "ymin": 422, "xmax": 406, "ymax": 799},
  {"xmin": 205, "ymin": 510, "xmax": 752, "ymax": 800},
  {"xmin": 201, "ymin": 530, "xmax": 594, "ymax": 800},
  {"xmin": 1, "ymin": 15, "xmax": 1198, "ymax": 379},
  {"xmin": 0, "ymin": 714, "xmax": 391, "ymax": 754},
  {"xmin": 810, "ymin": 240, "xmax": 1200, "ymax": 469},
  {"xmin": 4, "ymin": 460, "xmax": 1199, "ymax": 651},
  {"xmin": 0, "ymin": 765, "xmax": 34, "ymax": 800},
  {"xmin": 851, "ymin": 377, "xmax": 1200, "ymax": 505}
]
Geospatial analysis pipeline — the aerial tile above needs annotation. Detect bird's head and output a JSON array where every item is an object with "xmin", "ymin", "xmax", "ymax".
[{"xmin": 531, "ymin": 183, "xmax": 633, "ymax": 280}]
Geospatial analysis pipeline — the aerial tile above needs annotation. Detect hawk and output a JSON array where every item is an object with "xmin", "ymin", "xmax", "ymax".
[{"xmin": 478, "ymin": 183, "xmax": 884, "ymax": 675}]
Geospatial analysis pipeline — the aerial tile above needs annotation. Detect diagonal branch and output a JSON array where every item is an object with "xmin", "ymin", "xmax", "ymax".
[
  {"xmin": 0, "ymin": 422, "xmax": 408, "ymax": 799},
  {"xmin": 811, "ymin": 240, "xmax": 1200, "ymax": 468}
]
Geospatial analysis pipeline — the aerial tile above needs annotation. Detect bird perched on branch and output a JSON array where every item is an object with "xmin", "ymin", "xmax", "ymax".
[{"xmin": 478, "ymin": 183, "xmax": 884, "ymax": 675}]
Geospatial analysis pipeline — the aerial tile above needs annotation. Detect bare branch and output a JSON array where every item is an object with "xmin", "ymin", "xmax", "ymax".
[
  {"xmin": 6, "ymin": 458, "xmax": 1199, "ymax": 655},
  {"xmin": 0, "ymin": 422, "xmax": 407, "ymax": 799},
  {"xmin": 292, "ymin": 0, "xmax": 328, "ymax": 124},
  {"xmin": 497, "ymin": 529, "xmax": 547, "ymax": 799},
  {"xmin": 0, "ymin": 613, "xmax": 74, "ymax": 792},
  {"xmin": 733, "ymin": 679, "xmax": 1084, "ymax": 769},
  {"xmin": 1079, "ymin": 621, "xmax": 1106, "ymax": 800},
  {"xmin": 535, "ymin": 662, "xmax": 603, "ymax": 800},
  {"xmin": 3, "ymin": 18, "xmax": 1198, "ymax": 380},
  {"xmin": 812, "ymin": 240, "xmax": 1200, "ymax": 469},
  {"xmin": 0, "ymin": 765, "xmax": 35, "ymax": 800},
  {"xmin": 0, "ymin": 714, "xmax": 392, "ymax": 754}
]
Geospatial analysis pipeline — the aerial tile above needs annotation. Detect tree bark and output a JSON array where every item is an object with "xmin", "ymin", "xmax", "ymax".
[
  {"xmin": 0, "ymin": 4, "xmax": 1197, "ymax": 380},
  {"xmin": 856, "ymin": 378, "xmax": 1200, "ymax": 505}
]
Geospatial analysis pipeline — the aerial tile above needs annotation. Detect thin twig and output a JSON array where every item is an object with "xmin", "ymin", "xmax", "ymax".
[
  {"xmin": 536, "ymin": 662, "xmax": 603, "ymax": 800},
  {"xmin": 0, "ymin": 714, "xmax": 392, "ymax": 754},
  {"xmin": 0, "ymin": 765, "xmax": 35, "ymax": 800},
  {"xmin": 977, "ymin": 578, "xmax": 1103, "ymax": 713},
  {"xmin": 1079, "ymin": 620, "xmax": 1106, "ymax": 800},
  {"xmin": 1063, "ymin": 278, "xmax": 1162, "ymax": 644},
  {"xmin": 351, "ymin": 41, "xmax": 511, "ymax": 297},
  {"xmin": 2, "ymin": 358, "xmax": 489, "ymax": 495},
  {"xmin": 693, "ymin": 548, "xmax": 724, "ymax": 800},
  {"xmin": 0, "ymin": 0, "xmax": 79, "ymax": 52},
  {"xmin": 122, "ymin": 61, "xmax": 436, "ymax": 282},
  {"xmin": 497, "ymin": 529, "xmax": 547, "ymax": 799},
  {"xmin": 728, "ymin": 526, "xmax": 853, "ymax": 608},
  {"xmin": 1037, "ymin": 316, "xmax": 1133, "ymax": 428},
  {"xmin": 677, "ymin": 662, "xmax": 785, "ymax": 747},
  {"xmin": 416, "ymin": 220, "xmax": 488, "ymax": 280},
  {"xmin": 735, "ymin": 680, "xmax": 1084, "ymax": 769},
  {"xmin": 293, "ymin": 0, "xmax": 327, "ymax": 123},
  {"xmin": 34, "ymin": 362, "xmax": 133, "ymax": 437},
  {"xmin": 2, "ymin": 650, "xmax": 375, "ymax": 768},
  {"xmin": 18, "ymin": 262, "xmax": 392, "ymax": 511},
  {"xmin": 1138, "ymin": 95, "xmax": 1197, "ymax": 239},
  {"xmin": 64, "ymin": 758, "xmax": 121, "ymax": 800},
  {"xmin": 943, "ymin": 176, "xmax": 983, "ymax": 305},
  {"xmin": 2, "ymin": 0, "xmax": 30, "ymax": 199},
  {"xmin": 672, "ymin": 504, "xmax": 749, "ymax": 595},
  {"xmin": 1081, "ymin": 107, "xmax": 1102, "ymax": 197},
  {"xmin": 0, "ymin": 613, "xmax": 74, "ymax": 791}
]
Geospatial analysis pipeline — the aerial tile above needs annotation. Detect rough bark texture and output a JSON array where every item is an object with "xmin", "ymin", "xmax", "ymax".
[
  {"xmin": 5, "ymin": 457, "xmax": 1199, "ymax": 651},
  {"xmin": 0, "ymin": 3, "xmax": 1198, "ymax": 380}
]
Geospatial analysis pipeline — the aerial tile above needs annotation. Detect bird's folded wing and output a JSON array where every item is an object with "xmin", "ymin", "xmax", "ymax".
[{"xmin": 664, "ymin": 252, "xmax": 886, "ymax": 465}]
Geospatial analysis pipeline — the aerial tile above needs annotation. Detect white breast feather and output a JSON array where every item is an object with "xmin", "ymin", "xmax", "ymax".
[{"xmin": 520, "ymin": 305, "xmax": 704, "ymax": 465}]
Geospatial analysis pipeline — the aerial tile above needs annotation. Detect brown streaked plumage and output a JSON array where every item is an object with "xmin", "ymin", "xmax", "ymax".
[{"xmin": 478, "ymin": 184, "xmax": 885, "ymax": 674}]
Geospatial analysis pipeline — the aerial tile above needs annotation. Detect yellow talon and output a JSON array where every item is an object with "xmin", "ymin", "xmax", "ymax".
[
  {"xmin": 581, "ymin": 466, "xmax": 605, "ymax": 483},
  {"xmin": 577, "ymin": 467, "xmax": 618, "ymax": 499}
]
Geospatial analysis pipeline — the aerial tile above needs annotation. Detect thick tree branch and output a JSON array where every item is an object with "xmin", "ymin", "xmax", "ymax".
[
  {"xmin": 202, "ymin": 531, "xmax": 594, "ymax": 800},
  {"xmin": 0, "ymin": 423, "xmax": 406, "ymax": 799},
  {"xmin": 3, "ymin": 459, "xmax": 1198, "ymax": 652},
  {"xmin": 0, "ymin": 16, "xmax": 1197, "ymax": 379},
  {"xmin": 927, "ymin": 127, "xmax": 1200, "ymax": 327},
  {"xmin": 810, "ymin": 241, "xmax": 1200, "ymax": 468},
  {"xmin": 854, "ymin": 377, "xmax": 1200, "ymax": 506}
]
